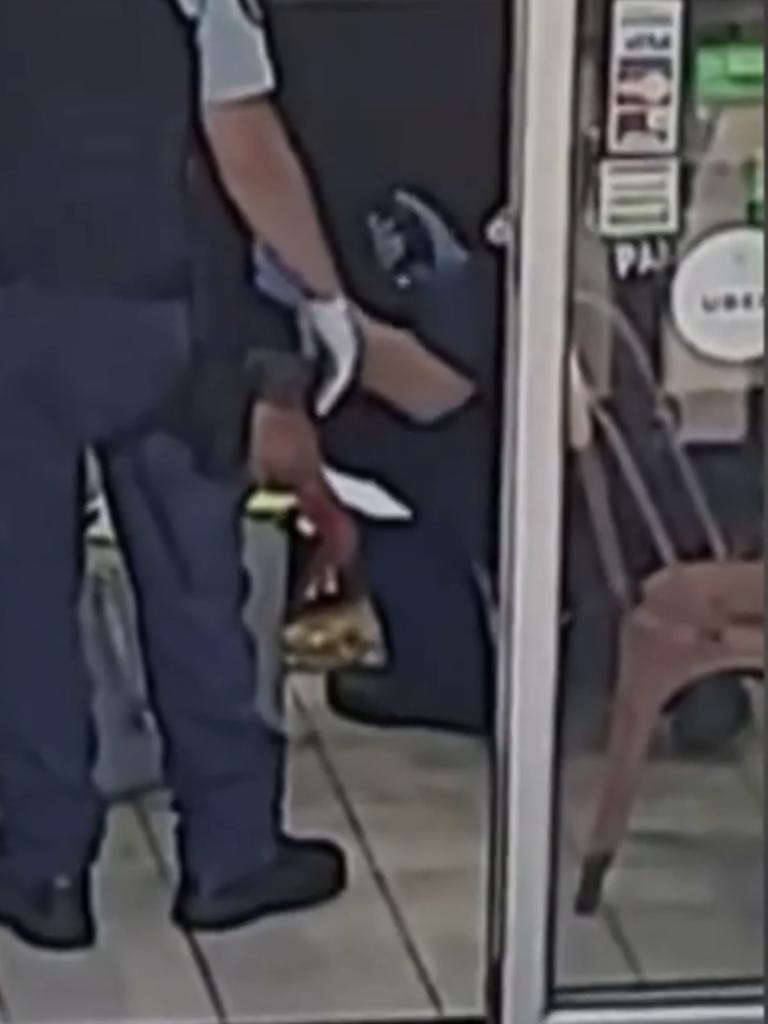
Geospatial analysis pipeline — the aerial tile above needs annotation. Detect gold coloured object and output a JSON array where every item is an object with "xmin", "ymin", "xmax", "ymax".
[{"xmin": 282, "ymin": 597, "xmax": 385, "ymax": 673}]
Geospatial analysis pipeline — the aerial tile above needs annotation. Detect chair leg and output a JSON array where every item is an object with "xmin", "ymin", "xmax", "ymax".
[{"xmin": 574, "ymin": 609, "xmax": 720, "ymax": 915}]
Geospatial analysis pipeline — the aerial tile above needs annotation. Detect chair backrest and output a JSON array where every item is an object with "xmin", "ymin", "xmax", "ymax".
[
  {"xmin": 566, "ymin": 291, "xmax": 733, "ymax": 607},
  {"xmin": 568, "ymin": 352, "xmax": 635, "ymax": 606}
]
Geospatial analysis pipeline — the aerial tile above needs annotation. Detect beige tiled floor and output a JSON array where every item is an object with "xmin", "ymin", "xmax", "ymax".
[
  {"xmin": 557, "ymin": 721, "xmax": 764, "ymax": 989},
  {"xmin": 296, "ymin": 685, "xmax": 489, "ymax": 1015},
  {"xmin": 0, "ymin": 680, "xmax": 762, "ymax": 1023}
]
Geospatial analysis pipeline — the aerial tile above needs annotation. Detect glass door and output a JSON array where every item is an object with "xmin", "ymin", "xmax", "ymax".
[{"xmin": 495, "ymin": 0, "xmax": 764, "ymax": 1020}]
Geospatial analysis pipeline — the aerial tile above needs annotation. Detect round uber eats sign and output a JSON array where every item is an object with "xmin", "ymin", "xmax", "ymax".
[{"xmin": 671, "ymin": 225, "xmax": 764, "ymax": 364}]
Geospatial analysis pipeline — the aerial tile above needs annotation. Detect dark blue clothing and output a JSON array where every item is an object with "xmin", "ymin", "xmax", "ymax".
[
  {"xmin": 166, "ymin": 154, "xmax": 305, "ymax": 478},
  {"xmin": 99, "ymin": 434, "xmax": 281, "ymax": 886},
  {"xmin": 0, "ymin": 0, "xmax": 193, "ymax": 298},
  {"xmin": 0, "ymin": 285, "xmax": 282, "ymax": 884},
  {"xmin": 322, "ymin": 259, "xmax": 496, "ymax": 733},
  {"xmin": 0, "ymin": 0, "xmax": 289, "ymax": 885}
]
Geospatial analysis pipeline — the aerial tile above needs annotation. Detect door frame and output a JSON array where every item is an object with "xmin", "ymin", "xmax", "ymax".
[{"xmin": 491, "ymin": 0, "xmax": 764, "ymax": 1021}]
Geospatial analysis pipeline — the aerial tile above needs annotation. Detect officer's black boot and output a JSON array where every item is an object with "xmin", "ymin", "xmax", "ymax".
[
  {"xmin": 172, "ymin": 836, "xmax": 346, "ymax": 933},
  {"xmin": 0, "ymin": 870, "xmax": 95, "ymax": 952}
]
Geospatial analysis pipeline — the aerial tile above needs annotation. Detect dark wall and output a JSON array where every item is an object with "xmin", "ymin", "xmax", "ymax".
[{"xmin": 264, "ymin": 0, "xmax": 508, "ymax": 316}]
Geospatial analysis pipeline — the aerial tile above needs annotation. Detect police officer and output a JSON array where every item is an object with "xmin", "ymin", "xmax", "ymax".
[
  {"xmin": 0, "ymin": 0, "xmax": 349, "ymax": 953},
  {"xmin": 187, "ymin": 0, "xmax": 472, "ymax": 432}
]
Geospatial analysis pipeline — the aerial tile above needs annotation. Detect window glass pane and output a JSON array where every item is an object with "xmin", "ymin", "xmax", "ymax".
[{"xmin": 552, "ymin": 0, "xmax": 764, "ymax": 1004}]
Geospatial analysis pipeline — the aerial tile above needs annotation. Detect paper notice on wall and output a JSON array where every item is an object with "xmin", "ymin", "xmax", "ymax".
[
  {"xmin": 598, "ymin": 156, "xmax": 680, "ymax": 237},
  {"xmin": 606, "ymin": 0, "xmax": 685, "ymax": 156}
]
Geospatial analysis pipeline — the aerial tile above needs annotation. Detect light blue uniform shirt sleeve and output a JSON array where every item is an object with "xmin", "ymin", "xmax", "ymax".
[{"xmin": 177, "ymin": 0, "xmax": 277, "ymax": 103}]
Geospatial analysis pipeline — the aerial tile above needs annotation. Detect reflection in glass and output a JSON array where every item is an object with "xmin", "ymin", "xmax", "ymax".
[{"xmin": 551, "ymin": 0, "xmax": 764, "ymax": 1003}]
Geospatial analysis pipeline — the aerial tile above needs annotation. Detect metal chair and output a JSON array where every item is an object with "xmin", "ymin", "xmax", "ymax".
[{"xmin": 566, "ymin": 294, "xmax": 763, "ymax": 915}]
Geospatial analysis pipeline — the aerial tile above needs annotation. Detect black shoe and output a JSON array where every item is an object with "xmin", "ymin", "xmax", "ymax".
[
  {"xmin": 172, "ymin": 837, "xmax": 347, "ymax": 933},
  {"xmin": 0, "ymin": 871, "xmax": 95, "ymax": 952},
  {"xmin": 328, "ymin": 672, "xmax": 489, "ymax": 736}
]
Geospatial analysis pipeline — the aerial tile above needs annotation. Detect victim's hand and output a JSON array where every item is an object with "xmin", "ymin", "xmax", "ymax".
[
  {"xmin": 247, "ymin": 402, "xmax": 324, "ymax": 491},
  {"xmin": 246, "ymin": 402, "xmax": 358, "ymax": 593},
  {"xmin": 294, "ymin": 479, "xmax": 359, "ymax": 601}
]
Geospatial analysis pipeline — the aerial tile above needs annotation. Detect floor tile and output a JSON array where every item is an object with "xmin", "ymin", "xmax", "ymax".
[
  {"xmin": 380, "ymin": 864, "xmax": 486, "ymax": 1012},
  {"xmin": 0, "ymin": 808, "xmax": 214, "ymax": 1024},
  {"xmin": 552, "ymin": 845, "xmax": 638, "ymax": 989},
  {"xmin": 599, "ymin": 795, "xmax": 762, "ymax": 984},
  {"xmin": 300, "ymin": 688, "xmax": 489, "ymax": 1015},
  {"xmin": 142, "ymin": 742, "xmax": 434, "ymax": 1022},
  {"xmin": 555, "ymin": 744, "xmax": 764, "ymax": 987},
  {"xmin": 559, "ymin": 752, "xmax": 762, "ymax": 854},
  {"xmin": 614, "ymin": 903, "xmax": 762, "ymax": 984}
]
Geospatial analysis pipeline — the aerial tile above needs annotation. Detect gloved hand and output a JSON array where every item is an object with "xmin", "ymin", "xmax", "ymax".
[
  {"xmin": 366, "ymin": 188, "xmax": 468, "ymax": 289},
  {"xmin": 252, "ymin": 243, "xmax": 363, "ymax": 418},
  {"xmin": 299, "ymin": 295, "xmax": 363, "ymax": 418}
]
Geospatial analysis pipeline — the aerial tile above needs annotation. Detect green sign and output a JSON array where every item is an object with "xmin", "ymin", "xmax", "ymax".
[{"xmin": 695, "ymin": 43, "xmax": 764, "ymax": 105}]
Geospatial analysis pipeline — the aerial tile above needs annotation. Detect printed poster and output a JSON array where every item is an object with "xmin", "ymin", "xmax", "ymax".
[
  {"xmin": 598, "ymin": 156, "xmax": 680, "ymax": 236},
  {"xmin": 606, "ymin": 0, "xmax": 685, "ymax": 156}
]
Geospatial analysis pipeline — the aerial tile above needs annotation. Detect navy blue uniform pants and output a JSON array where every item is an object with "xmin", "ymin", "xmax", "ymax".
[{"xmin": 0, "ymin": 283, "xmax": 280, "ymax": 885}]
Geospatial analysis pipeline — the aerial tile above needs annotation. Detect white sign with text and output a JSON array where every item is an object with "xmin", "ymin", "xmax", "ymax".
[{"xmin": 671, "ymin": 227, "xmax": 764, "ymax": 364}]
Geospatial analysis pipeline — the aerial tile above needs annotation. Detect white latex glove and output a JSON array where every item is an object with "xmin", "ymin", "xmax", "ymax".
[
  {"xmin": 300, "ymin": 295, "xmax": 363, "ymax": 418},
  {"xmin": 252, "ymin": 244, "xmax": 362, "ymax": 417}
]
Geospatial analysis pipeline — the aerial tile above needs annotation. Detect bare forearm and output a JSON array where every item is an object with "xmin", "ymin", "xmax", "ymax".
[
  {"xmin": 203, "ymin": 97, "xmax": 341, "ymax": 299},
  {"xmin": 357, "ymin": 312, "xmax": 476, "ymax": 423}
]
